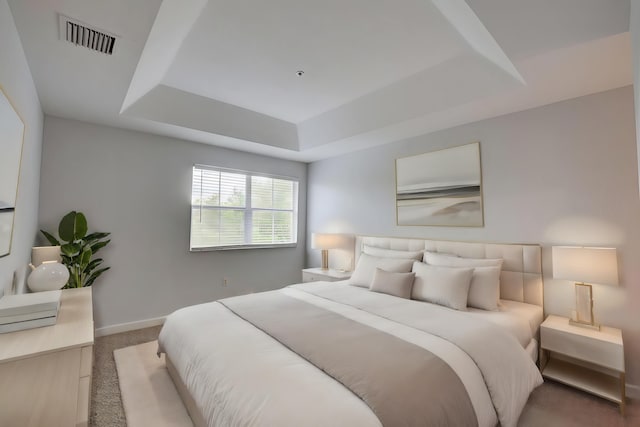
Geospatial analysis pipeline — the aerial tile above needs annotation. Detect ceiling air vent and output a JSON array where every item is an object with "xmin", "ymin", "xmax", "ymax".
[{"xmin": 59, "ymin": 15, "xmax": 117, "ymax": 55}]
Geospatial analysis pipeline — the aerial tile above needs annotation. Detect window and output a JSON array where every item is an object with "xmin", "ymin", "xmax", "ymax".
[{"xmin": 190, "ymin": 165, "xmax": 298, "ymax": 250}]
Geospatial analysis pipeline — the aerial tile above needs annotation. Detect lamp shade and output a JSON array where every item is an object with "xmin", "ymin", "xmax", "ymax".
[
  {"xmin": 31, "ymin": 246, "xmax": 62, "ymax": 267},
  {"xmin": 311, "ymin": 233, "xmax": 349, "ymax": 250},
  {"xmin": 552, "ymin": 246, "xmax": 619, "ymax": 286}
]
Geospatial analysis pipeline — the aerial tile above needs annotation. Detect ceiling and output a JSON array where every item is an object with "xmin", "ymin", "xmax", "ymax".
[
  {"xmin": 8, "ymin": 0, "xmax": 632, "ymax": 162},
  {"xmin": 164, "ymin": 0, "xmax": 468, "ymax": 123}
]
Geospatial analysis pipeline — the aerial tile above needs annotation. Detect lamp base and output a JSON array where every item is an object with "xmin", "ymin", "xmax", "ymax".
[
  {"xmin": 321, "ymin": 249, "xmax": 329, "ymax": 270},
  {"xmin": 574, "ymin": 282, "xmax": 597, "ymax": 328},
  {"xmin": 568, "ymin": 319, "xmax": 601, "ymax": 331}
]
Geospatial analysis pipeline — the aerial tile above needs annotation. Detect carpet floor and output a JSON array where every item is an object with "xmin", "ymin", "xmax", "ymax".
[
  {"xmin": 91, "ymin": 326, "xmax": 162, "ymax": 427},
  {"xmin": 92, "ymin": 326, "xmax": 640, "ymax": 427}
]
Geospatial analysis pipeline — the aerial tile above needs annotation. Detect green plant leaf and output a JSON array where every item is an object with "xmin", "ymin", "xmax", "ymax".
[
  {"xmin": 83, "ymin": 258, "xmax": 103, "ymax": 273},
  {"xmin": 85, "ymin": 267, "xmax": 110, "ymax": 287},
  {"xmin": 58, "ymin": 211, "xmax": 89, "ymax": 241},
  {"xmin": 84, "ymin": 232, "xmax": 110, "ymax": 243},
  {"xmin": 90, "ymin": 240, "xmax": 110, "ymax": 254},
  {"xmin": 40, "ymin": 230, "xmax": 60, "ymax": 246},
  {"xmin": 58, "ymin": 211, "xmax": 77, "ymax": 242},
  {"xmin": 61, "ymin": 243, "xmax": 80, "ymax": 257},
  {"xmin": 80, "ymin": 247, "xmax": 92, "ymax": 268},
  {"xmin": 67, "ymin": 271, "xmax": 77, "ymax": 288},
  {"xmin": 75, "ymin": 212, "xmax": 88, "ymax": 240}
]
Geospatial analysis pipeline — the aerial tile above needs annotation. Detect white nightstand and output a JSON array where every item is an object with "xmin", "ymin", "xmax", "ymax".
[
  {"xmin": 302, "ymin": 268, "xmax": 352, "ymax": 283},
  {"xmin": 540, "ymin": 315, "xmax": 625, "ymax": 414}
]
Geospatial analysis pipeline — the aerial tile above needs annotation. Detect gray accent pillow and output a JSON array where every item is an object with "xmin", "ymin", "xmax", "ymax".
[
  {"xmin": 411, "ymin": 262, "xmax": 473, "ymax": 311},
  {"xmin": 349, "ymin": 254, "xmax": 415, "ymax": 287},
  {"xmin": 369, "ymin": 268, "xmax": 416, "ymax": 299}
]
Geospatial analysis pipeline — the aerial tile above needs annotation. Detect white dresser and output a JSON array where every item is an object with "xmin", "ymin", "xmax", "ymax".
[{"xmin": 0, "ymin": 288, "xmax": 94, "ymax": 426}]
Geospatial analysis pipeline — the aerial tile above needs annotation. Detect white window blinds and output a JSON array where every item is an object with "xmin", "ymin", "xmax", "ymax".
[{"xmin": 190, "ymin": 165, "xmax": 298, "ymax": 250}]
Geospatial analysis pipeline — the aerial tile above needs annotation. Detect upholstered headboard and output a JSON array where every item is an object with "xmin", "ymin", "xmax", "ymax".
[{"xmin": 355, "ymin": 236, "xmax": 543, "ymax": 307}]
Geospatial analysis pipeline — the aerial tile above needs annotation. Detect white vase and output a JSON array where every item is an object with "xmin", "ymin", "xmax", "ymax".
[{"xmin": 27, "ymin": 261, "xmax": 69, "ymax": 292}]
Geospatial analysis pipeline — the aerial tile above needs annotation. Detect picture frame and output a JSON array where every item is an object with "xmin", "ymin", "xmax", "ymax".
[{"xmin": 395, "ymin": 142, "xmax": 484, "ymax": 227}]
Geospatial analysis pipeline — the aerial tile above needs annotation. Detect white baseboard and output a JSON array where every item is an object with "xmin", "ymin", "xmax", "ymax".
[
  {"xmin": 627, "ymin": 383, "xmax": 640, "ymax": 400},
  {"xmin": 95, "ymin": 316, "xmax": 166, "ymax": 337}
]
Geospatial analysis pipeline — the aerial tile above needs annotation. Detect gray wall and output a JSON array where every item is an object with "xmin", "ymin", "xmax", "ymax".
[
  {"xmin": 307, "ymin": 86, "xmax": 640, "ymax": 389},
  {"xmin": 0, "ymin": 0, "xmax": 44, "ymax": 295},
  {"xmin": 39, "ymin": 117, "xmax": 307, "ymax": 330}
]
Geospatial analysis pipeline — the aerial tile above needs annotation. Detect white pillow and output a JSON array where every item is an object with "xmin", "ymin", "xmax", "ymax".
[
  {"xmin": 466, "ymin": 266, "xmax": 501, "ymax": 311},
  {"xmin": 411, "ymin": 262, "xmax": 473, "ymax": 311},
  {"xmin": 349, "ymin": 254, "xmax": 415, "ymax": 288},
  {"xmin": 369, "ymin": 268, "xmax": 415, "ymax": 299},
  {"xmin": 423, "ymin": 251, "xmax": 503, "ymax": 268},
  {"xmin": 363, "ymin": 245, "xmax": 423, "ymax": 260},
  {"xmin": 423, "ymin": 252, "xmax": 503, "ymax": 310}
]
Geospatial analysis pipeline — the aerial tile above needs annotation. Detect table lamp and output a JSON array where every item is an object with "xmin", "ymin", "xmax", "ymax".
[
  {"xmin": 31, "ymin": 246, "xmax": 62, "ymax": 267},
  {"xmin": 552, "ymin": 246, "xmax": 618, "ymax": 330},
  {"xmin": 311, "ymin": 233, "xmax": 349, "ymax": 270}
]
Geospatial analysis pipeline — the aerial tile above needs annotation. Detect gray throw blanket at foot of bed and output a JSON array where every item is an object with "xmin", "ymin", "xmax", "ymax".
[{"xmin": 220, "ymin": 292, "xmax": 478, "ymax": 427}]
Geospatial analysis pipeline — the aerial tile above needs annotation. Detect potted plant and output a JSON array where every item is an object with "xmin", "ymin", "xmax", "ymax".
[{"xmin": 41, "ymin": 211, "xmax": 111, "ymax": 288}]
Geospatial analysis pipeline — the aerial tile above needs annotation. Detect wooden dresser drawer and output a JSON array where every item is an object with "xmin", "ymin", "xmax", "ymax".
[{"xmin": 0, "ymin": 348, "xmax": 81, "ymax": 426}]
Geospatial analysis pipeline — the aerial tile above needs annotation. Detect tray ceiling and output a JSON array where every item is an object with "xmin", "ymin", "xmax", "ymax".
[{"xmin": 9, "ymin": 0, "xmax": 632, "ymax": 161}]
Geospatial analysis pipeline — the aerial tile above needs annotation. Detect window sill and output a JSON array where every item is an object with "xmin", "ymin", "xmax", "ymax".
[{"xmin": 190, "ymin": 243, "xmax": 298, "ymax": 252}]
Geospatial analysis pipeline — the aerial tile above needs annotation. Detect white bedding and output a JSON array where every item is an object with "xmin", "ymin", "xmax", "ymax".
[
  {"xmin": 467, "ymin": 299, "xmax": 543, "ymax": 348},
  {"xmin": 332, "ymin": 279, "xmax": 544, "ymax": 349},
  {"xmin": 159, "ymin": 281, "xmax": 542, "ymax": 427},
  {"xmin": 499, "ymin": 299, "xmax": 545, "ymax": 336}
]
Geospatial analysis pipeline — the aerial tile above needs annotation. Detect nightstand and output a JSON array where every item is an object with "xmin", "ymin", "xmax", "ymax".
[
  {"xmin": 540, "ymin": 315, "xmax": 625, "ymax": 414},
  {"xmin": 302, "ymin": 268, "xmax": 352, "ymax": 283}
]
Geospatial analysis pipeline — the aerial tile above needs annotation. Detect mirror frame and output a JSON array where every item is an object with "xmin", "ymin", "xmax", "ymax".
[{"xmin": 0, "ymin": 85, "xmax": 26, "ymax": 259}]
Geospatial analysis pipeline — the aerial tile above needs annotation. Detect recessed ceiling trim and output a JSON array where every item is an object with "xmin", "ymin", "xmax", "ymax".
[
  {"xmin": 120, "ymin": 0, "xmax": 208, "ymax": 113},
  {"xmin": 58, "ymin": 14, "xmax": 117, "ymax": 55},
  {"xmin": 125, "ymin": 84, "xmax": 300, "ymax": 151},
  {"xmin": 431, "ymin": 0, "xmax": 525, "ymax": 84}
]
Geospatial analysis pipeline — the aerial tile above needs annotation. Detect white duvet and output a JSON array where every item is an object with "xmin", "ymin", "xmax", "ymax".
[{"xmin": 158, "ymin": 282, "xmax": 542, "ymax": 427}]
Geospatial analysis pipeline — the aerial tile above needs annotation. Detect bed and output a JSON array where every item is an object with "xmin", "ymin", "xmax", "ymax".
[{"xmin": 158, "ymin": 237, "xmax": 545, "ymax": 427}]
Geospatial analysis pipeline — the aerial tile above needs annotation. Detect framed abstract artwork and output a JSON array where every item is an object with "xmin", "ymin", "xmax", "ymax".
[
  {"xmin": 395, "ymin": 142, "xmax": 483, "ymax": 227},
  {"xmin": 0, "ymin": 87, "xmax": 25, "ymax": 257}
]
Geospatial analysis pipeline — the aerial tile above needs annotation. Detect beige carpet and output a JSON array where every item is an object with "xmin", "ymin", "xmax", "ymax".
[
  {"xmin": 113, "ymin": 339, "xmax": 640, "ymax": 427},
  {"xmin": 114, "ymin": 341, "xmax": 193, "ymax": 427},
  {"xmin": 92, "ymin": 326, "xmax": 163, "ymax": 426}
]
